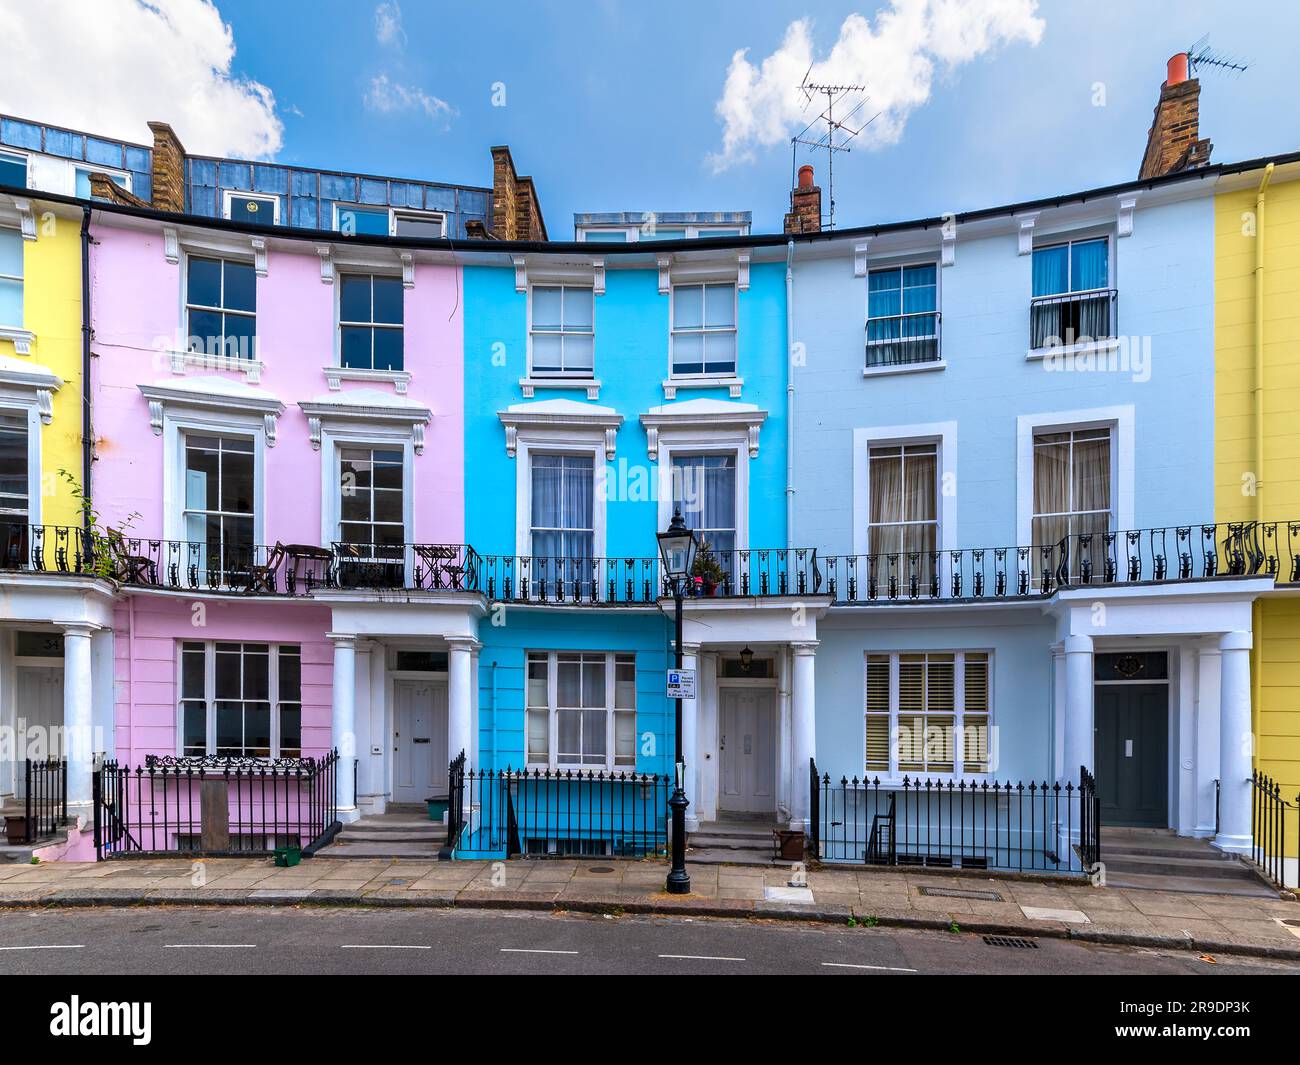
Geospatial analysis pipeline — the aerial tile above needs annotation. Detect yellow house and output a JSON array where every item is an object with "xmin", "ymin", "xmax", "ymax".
[
  {"xmin": 0, "ymin": 193, "xmax": 84, "ymax": 537},
  {"xmin": 1215, "ymin": 159, "xmax": 1300, "ymax": 807}
]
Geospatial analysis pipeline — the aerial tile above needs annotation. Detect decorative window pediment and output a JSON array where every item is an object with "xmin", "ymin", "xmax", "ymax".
[
  {"xmin": 513, "ymin": 256, "xmax": 606, "ymax": 295},
  {"xmin": 139, "ymin": 376, "xmax": 285, "ymax": 446},
  {"xmin": 640, "ymin": 397, "xmax": 767, "ymax": 461},
  {"xmin": 498, "ymin": 398, "xmax": 623, "ymax": 461},
  {"xmin": 0, "ymin": 352, "xmax": 61, "ymax": 423},
  {"xmin": 657, "ymin": 250, "xmax": 750, "ymax": 294},
  {"xmin": 299, "ymin": 387, "xmax": 432, "ymax": 455}
]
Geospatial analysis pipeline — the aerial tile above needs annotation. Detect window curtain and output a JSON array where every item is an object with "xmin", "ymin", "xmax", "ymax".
[
  {"xmin": 868, "ymin": 269, "xmax": 902, "ymax": 341},
  {"xmin": 672, "ymin": 454, "xmax": 736, "ymax": 559},
  {"xmin": 901, "ymin": 265, "xmax": 937, "ymax": 338},
  {"xmin": 1031, "ymin": 245, "xmax": 1068, "ymax": 297},
  {"xmin": 868, "ymin": 448, "xmax": 903, "ymax": 558},
  {"xmin": 531, "ymin": 454, "xmax": 593, "ymax": 559},
  {"xmin": 1071, "ymin": 433, "xmax": 1111, "ymax": 539},
  {"xmin": 1070, "ymin": 240, "xmax": 1108, "ymax": 291},
  {"xmin": 1031, "ymin": 434, "xmax": 1070, "ymax": 547}
]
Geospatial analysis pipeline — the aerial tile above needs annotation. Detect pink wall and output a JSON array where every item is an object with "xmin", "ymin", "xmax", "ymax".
[
  {"xmin": 112, "ymin": 596, "xmax": 334, "ymax": 765},
  {"xmin": 88, "ymin": 218, "xmax": 465, "ymax": 546}
]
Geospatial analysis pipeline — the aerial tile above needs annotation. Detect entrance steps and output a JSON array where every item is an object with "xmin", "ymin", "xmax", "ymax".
[
  {"xmin": 0, "ymin": 802, "xmax": 72, "ymax": 863},
  {"xmin": 688, "ymin": 819, "xmax": 783, "ymax": 867},
  {"xmin": 317, "ymin": 807, "xmax": 444, "ymax": 860},
  {"xmin": 1099, "ymin": 828, "xmax": 1278, "ymax": 897}
]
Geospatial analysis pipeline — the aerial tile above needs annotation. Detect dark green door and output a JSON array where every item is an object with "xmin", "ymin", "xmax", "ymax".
[{"xmin": 1094, "ymin": 684, "xmax": 1168, "ymax": 828}]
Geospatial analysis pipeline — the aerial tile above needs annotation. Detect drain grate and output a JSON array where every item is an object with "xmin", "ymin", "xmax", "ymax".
[
  {"xmin": 983, "ymin": 935, "xmax": 1038, "ymax": 949},
  {"xmin": 918, "ymin": 886, "xmax": 1003, "ymax": 902}
]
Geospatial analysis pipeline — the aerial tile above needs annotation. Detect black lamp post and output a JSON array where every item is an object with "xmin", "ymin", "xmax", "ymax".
[{"xmin": 657, "ymin": 506, "xmax": 698, "ymax": 895}]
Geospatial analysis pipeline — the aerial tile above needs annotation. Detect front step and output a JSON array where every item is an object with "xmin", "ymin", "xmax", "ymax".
[
  {"xmin": 1101, "ymin": 852, "xmax": 1258, "ymax": 881},
  {"xmin": 1096, "ymin": 829, "xmax": 1278, "ymax": 895},
  {"xmin": 1103, "ymin": 870, "xmax": 1280, "ymax": 898},
  {"xmin": 686, "ymin": 821, "xmax": 782, "ymax": 867},
  {"xmin": 316, "ymin": 811, "xmax": 444, "ymax": 859},
  {"xmin": 685, "ymin": 847, "xmax": 782, "ymax": 867}
]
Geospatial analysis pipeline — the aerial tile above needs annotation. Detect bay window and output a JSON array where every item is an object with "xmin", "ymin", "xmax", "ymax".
[
  {"xmin": 179, "ymin": 641, "xmax": 302, "ymax": 759},
  {"xmin": 526, "ymin": 650, "xmax": 636, "ymax": 769}
]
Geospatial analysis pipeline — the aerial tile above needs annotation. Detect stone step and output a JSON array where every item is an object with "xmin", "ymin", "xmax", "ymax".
[
  {"xmin": 688, "ymin": 832, "xmax": 778, "ymax": 850},
  {"xmin": 316, "ymin": 840, "xmax": 439, "ymax": 859},
  {"xmin": 1102, "ymin": 842, "xmax": 1237, "ymax": 863},
  {"xmin": 1103, "ymin": 870, "xmax": 1280, "ymax": 898},
  {"xmin": 694, "ymin": 822, "xmax": 780, "ymax": 840},
  {"xmin": 685, "ymin": 846, "xmax": 783, "ymax": 867},
  {"xmin": 1102, "ymin": 853, "xmax": 1258, "ymax": 880},
  {"xmin": 337, "ymin": 830, "xmax": 444, "ymax": 844}
]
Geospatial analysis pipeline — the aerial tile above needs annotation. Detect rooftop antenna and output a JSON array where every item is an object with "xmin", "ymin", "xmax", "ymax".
[
  {"xmin": 1186, "ymin": 35, "xmax": 1249, "ymax": 77},
  {"xmin": 791, "ymin": 71, "xmax": 879, "ymax": 231}
]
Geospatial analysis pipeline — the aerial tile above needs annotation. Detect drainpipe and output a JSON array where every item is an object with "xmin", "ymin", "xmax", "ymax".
[
  {"xmin": 785, "ymin": 239, "xmax": 796, "ymax": 549},
  {"xmin": 490, "ymin": 660, "xmax": 498, "ymax": 769},
  {"xmin": 79, "ymin": 205, "xmax": 93, "ymax": 533},
  {"xmin": 1251, "ymin": 163, "xmax": 1273, "ymax": 762}
]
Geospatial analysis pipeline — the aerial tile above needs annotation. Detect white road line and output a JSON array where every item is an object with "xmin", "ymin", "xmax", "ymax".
[
  {"xmin": 658, "ymin": 954, "xmax": 746, "ymax": 962},
  {"xmin": 821, "ymin": 961, "xmax": 918, "ymax": 973},
  {"xmin": 340, "ymin": 944, "xmax": 432, "ymax": 950},
  {"xmin": 0, "ymin": 944, "xmax": 83, "ymax": 951},
  {"xmin": 164, "ymin": 944, "xmax": 256, "ymax": 949},
  {"xmin": 500, "ymin": 948, "xmax": 580, "ymax": 955}
]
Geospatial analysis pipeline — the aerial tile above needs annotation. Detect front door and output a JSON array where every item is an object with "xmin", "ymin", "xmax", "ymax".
[
  {"xmin": 719, "ymin": 687, "xmax": 776, "ymax": 814},
  {"xmin": 393, "ymin": 680, "xmax": 448, "ymax": 804},
  {"xmin": 13, "ymin": 666, "xmax": 63, "ymax": 799},
  {"xmin": 1095, "ymin": 683, "xmax": 1168, "ymax": 828}
]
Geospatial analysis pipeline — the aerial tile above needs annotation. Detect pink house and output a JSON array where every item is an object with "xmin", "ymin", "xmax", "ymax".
[{"xmin": 88, "ymin": 210, "xmax": 480, "ymax": 822}]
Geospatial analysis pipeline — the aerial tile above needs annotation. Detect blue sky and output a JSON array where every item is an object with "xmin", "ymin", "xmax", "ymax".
[{"xmin": 8, "ymin": 1, "xmax": 1300, "ymax": 234}]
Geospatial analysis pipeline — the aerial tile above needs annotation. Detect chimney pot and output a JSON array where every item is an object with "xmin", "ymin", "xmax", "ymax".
[
  {"xmin": 1166, "ymin": 52, "xmax": 1189, "ymax": 86},
  {"xmin": 797, "ymin": 164, "xmax": 814, "ymax": 190}
]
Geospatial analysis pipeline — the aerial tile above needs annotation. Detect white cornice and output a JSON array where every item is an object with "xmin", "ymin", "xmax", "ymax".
[
  {"xmin": 139, "ymin": 377, "xmax": 285, "ymax": 445},
  {"xmin": 498, "ymin": 398, "xmax": 624, "ymax": 460},
  {"xmin": 640, "ymin": 398, "xmax": 768, "ymax": 460},
  {"xmin": 299, "ymin": 388, "xmax": 433, "ymax": 454},
  {"xmin": 0, "ymin": 353, "xmax": 61, "ymax": 422}
]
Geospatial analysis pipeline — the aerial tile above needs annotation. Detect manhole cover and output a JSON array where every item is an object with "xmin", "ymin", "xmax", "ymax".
[
  {"xmin": 918, "ymin": 886, "xmax": 1002, "ymax": 902},
  {"xmin": 983, "ymin": 935, "xmax": 1038, "ymax": 949},
  {"xmin": 587, "ymin": 866, "xmax": 615, "ymax": 874}
]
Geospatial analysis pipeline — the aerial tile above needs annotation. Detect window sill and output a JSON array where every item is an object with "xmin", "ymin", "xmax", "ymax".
[
  {"xmin": 862, "ymin": 359, "xmax": 946, "ymax": 378},
  {"xmin": 520, "ymin": 376, "xmax": 602, "ymax": 400},
  {"xmin": 662, "ymin": 376, "xmax": 743, "ymax": 399},
  {"xmin": 1025, "ymin": 337, "xmax": 1121, "ymax": 362},
  {"xmin": 169, "ymin": 349, "xmax": 264, "ymax": 383},
  {"xmin": 0, "ymin": 325, "xmax": 35, "ymax": 355},
  {"xmin": 324, "ymin": 366, "xmax": 412, "ymax": 394}
]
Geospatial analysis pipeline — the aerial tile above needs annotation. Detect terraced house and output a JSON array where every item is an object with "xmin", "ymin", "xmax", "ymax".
[{"xmin": 1, "ymin": 56, "xmax": 1298, "ymax": 893}]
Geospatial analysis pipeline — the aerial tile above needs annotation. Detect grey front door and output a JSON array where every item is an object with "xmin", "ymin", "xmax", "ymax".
[
  {"xmin": 719, "ymin": 688, "xmax": 776, "ymax": 814},
  {"xmin": 393, "ymin": 680, "xmax": 448, "ymax": 804},
  {"xmin": 1094, "ymin": 684, "xmax": 1168, "ymax": 828}
]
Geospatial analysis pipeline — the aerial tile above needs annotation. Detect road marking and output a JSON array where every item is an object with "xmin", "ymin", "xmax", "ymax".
[
  {"xmin": 164, "ymin": 944, "xmax": 256, "ymax": 949},
  {"xmin": 821, "ymin": 961, "xmax": 918, "ymax": 973},
  {"xmin": 0, "ymin": 944, "xmax": 83, "ymax": 951},
  {"xmin": 340, "ymin": 944, "xmax": 432, "ymax": 950},
  {"xmin": 658, "ymin": 954, "xmax": 745, "ymax": 962},
  {"xmin": 500, "ymin": 948, "xmax": 580, "ymax": 955}
]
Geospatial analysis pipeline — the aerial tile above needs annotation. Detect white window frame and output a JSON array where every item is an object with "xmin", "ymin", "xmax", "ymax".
[
  {"xmin": 577, "ymin": 223, "xmax": 750, "ymax": 242},
  {"xmin": 1015, "ymin": 405, "xmax": 1133, "ymax": 549},
  {"xmin": 74, "ymin": 163, "xmax": 131, "ymax": 199},
  {"xmin": 161, "ymin": 411, "xmax": 267, "ymax": 546},
  {"xmin": 864, "ymin": 649, "xmax": 993, "ymax": 780},
  {"xmin": 334, "ymin": 270, "xmax": 405, "ymax": 373},
  {"xmin": 668, "ymin": 280, "xmax": 738, "ymax": 381},
  {"xmin": 863, "ymin": 441, "xmax": 940, "ymax": 560},
  {"xmin": 526, "ymin": 283, "xmax": 595, "ymax": 379},
  {"xmin": 513, "ymin": 435, "xmax": 607, "ymax": 559},
  {"xmin": 0, "ymin": 150, "xmax": 30, "ymax": 190},
  {"xmin": 864, "ymin": 259, "xmax": 943, "ymax": 376},
  {"xmin": 655, "ymin": 434, "xmax": 749, "ymax": 557},
  {"xmin": 182, "ymin": 251, "xmax": 258, "ymax": 363},
  {"xmin": 0, "ymin": 223, "xmax": 24, "ymax": 330},
  {"xmin": 0, "ymin": 402, "xmax": 38, "ymax": 525},
  {"xmin": 525, "ymin": 649, "xmax": 637, "ymax": 771},
  {"xmin": 222, "ymin": 190, "xmax": 281, "ymax": 225},
  {"xmin": 332, "ymin": 203, "xmax": 446, "ymax": 238},
  {"xmin": 1030, "ymin": 233, "xmax": 1113, "ymax": 299},
  {"xmin": 852, "ymin": 421, "xmax": 957, "ymax": 559},
  {"xmin": 336, "ymin": 442, "xmax": 407, "ymax": 553},
  {"xmin": 319, "ymin": 425, "xmax": 415, "ymax": 555},
  {"xmin": 176, "ymin": 640, "xmax": 303, "ymax": 759},
  {"xmin": 180, "ymin": 430, "xmax": 257, "ymax": 560}
]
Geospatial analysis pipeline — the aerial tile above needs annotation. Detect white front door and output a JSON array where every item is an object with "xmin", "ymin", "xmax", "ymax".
[
  {"xmin": 719, "ymin": 687, "xmax": 776, "ymax": 814},
  {"xmin": 14, "ymin": 666, "xmax": 63, "ymax": 799},
  {"xmin": 393, "ymin": 679, "xmax": 448, "ymax": 804}
]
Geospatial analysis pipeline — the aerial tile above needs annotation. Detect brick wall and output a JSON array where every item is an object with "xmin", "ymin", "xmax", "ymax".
[
  {"xmin": 1139, "ymin": 78, "xmax": 1212, "ymax": 180},
  {"xmin": 147, "ymin": 121, "xmax": 186, "ymax": 212}
]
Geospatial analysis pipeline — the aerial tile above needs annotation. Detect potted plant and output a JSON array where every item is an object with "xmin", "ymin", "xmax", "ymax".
[{"xmin": 691, "ymin": 538, "xmax": 727, "ymax": 596}]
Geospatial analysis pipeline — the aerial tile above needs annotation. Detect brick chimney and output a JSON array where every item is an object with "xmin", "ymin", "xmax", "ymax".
[
  {"xmin": 86, "ymin": 171, "xmax": 149, "ymax": 207},
  {"xmin": 489, "ymin": 146, "xmax": 548, "ymax": 240},
  {"xmin": 1138, "ymin": 53, "xmax": 1213, "ymax": 180},
  {"xmin": 147, "ymin": 120, "xmax": 187, "ymax": 213},
  {"xmin": 784, "ymin": 164, "xmax": 821, "ymax": 234}
]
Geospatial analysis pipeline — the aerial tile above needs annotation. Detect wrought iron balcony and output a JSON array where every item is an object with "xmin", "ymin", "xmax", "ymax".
[
  {"xmin": 865, "ymin": 311, "xmax": 941, "ymax": 369},
  {"xmin": 1029, "ymin": 288, "xmax": 1117, "ymax": 349}
]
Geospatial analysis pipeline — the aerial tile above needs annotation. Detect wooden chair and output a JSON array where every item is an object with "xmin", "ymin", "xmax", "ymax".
[
  {"xmin": 105, "ymin": 530, "xmax": 155, "ymax": 584},
  {"xmin": 244, "ymin": 541, "xmax": 286, "ymax": 594}
]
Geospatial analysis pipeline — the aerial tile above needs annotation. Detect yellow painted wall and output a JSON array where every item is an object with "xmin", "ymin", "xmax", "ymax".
[
  {"xmin": 0, "ymin": 204, "xmax": 83, "ymax": 532},
  {"xmin": 1215, "ymin": 173, "xmax": 1300, "ymax": 808}
]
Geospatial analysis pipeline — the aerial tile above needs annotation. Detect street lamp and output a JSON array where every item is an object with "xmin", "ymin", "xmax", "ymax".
[{"xmin": 657, "ymin": 506, "xmax": 698, "ymax": 895}]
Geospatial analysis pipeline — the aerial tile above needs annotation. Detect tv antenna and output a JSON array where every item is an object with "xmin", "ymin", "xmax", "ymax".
[
  {"xmin": 791, "ymin": 68, "xmax": 879, "ymax": 230},
  {"xmin": 1186, "ymin": 35, "xmax": 1249, "ymax": 76}
]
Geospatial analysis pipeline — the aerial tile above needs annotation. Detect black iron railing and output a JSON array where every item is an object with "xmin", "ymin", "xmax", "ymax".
[
  {"xmin": 444, "ymin": 760, "xmax": 669, "ymax": 858},
  {"xmin": 1030, "ymin": 288, "xmax": 1117, "ymax": 349},
  {"xmin": 866, "ymin": 310, "xmax": 941, "ymax": 368},
  {"xmin": 812, "ymin": 771, "xmax": 1090, "ymax": 874},
  {"xmin": 1079, "ymin": 764, "xmax": 1101, "ymax": 871},
  {"xmin": 1250, "ymin": 770, "xmax": 1298, "ymax": 889},
  {"xmin": 22, "ymin": 758, "xmax": 68, "ymax": 844},
  {"xmin": 92, "ymin": 750, "xmax": 340, "ymax": 859}
]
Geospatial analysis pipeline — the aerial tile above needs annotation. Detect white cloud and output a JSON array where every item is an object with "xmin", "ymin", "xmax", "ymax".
[
  {"xmin": 374, "ymin": 2, "xmax": 406, "ymax": 48},
  {"xmin": 0, "ymin": 0, "xmax": 283, "ymax": 159},
  {"xmin": 709, "ymin": 0, "xmax": 1044, "ymax": 171},
  {"xmin": 365, "ymin": 74, "xmax": 456, "ymax": 128}
]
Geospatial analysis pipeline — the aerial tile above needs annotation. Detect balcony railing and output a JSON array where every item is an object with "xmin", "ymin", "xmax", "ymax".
[
  {"xmin": 865, "ymin": 310, "xmax": 941, "ymax": 369},
  {"xmin": 1029, "ymin": 288, "xmax": 1117, "ymax": 349}
]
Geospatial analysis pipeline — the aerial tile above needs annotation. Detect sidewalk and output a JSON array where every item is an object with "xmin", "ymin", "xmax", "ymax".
[{"xmin": 3, "ymin": 856, "xmax": 1299, "ymax": 961}]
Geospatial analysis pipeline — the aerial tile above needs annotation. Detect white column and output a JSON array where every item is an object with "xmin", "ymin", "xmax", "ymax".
[
  {"xmin": 777, "ymin": 646, "xmax": 793, "ymax": 823},
  {"xmin": 1062, "ymin": 634, "xmax": 1094, "ymax": 785},
  {"xmin": 328, "ymin": 633, "xmax": 358, "ymax": 820},
  {"xmin": 1050, "ymin": 643, "xmax": 1065, "ymax": 782},
  {"xmin": 1215, "ymin": 630, "xmax": 1253, "ymax": 853},
  {"xmin": 447, "ymin": 637, "xmax": 478, "ymax": 769},
  {"xmin": 680, "ymin": 642, "xmax": 700, "ymax": 831},
  {"xmin": 61, "ymin": 623, "xmax": 95, "ymax": 816},
  {"xmin": 1194, "ymin": 642, "xmax": 1222, "ymax": 836},
  {"xmin": 791, "ymin": 641, "xmax": 818, "ymax": 832}
]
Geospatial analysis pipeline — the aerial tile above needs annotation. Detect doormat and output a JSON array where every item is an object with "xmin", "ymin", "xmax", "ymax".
[{"xmin": 917, "ymin": 885, "xmax": 1003, "ymax": 902}]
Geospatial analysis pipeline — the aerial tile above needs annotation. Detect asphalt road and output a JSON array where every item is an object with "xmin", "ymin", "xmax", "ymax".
[{"xmin": 0, "ymin": 906, "xmax": 1295, "ymax": 976}]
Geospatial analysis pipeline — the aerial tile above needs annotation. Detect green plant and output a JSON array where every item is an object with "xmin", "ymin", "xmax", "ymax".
[
  {"xmin": 847, "ymin": 911, "xmax": 859, "ymax": 927},
  {"xmin": 691, "ymin": 538, "xmax": 726, "ymax": 586},
  {"xmin": 947, "ymin": 920, "xmax": 960, "ymax": 934},
  {"xmin": 864, "ymin": 914, "xmax": 879, "ymax": 928},
  {"xmin": 29, "ymin": 856, "xmax": 39, "ymax": 864},
  {"xmin": 58, "ymin": 469, "xmax": 140, "ymax": 579}
]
